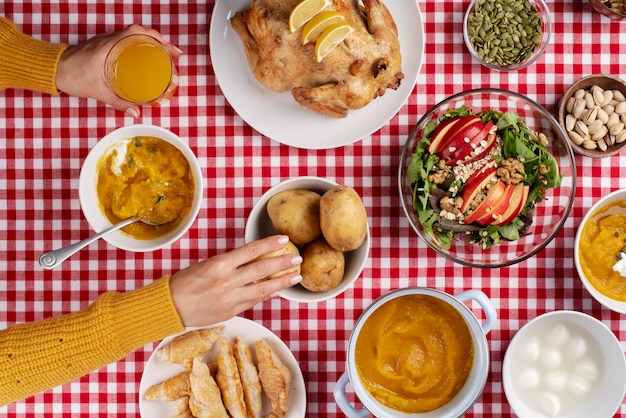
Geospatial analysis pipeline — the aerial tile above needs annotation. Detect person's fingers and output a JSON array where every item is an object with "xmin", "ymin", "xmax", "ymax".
[
  {"xmin": 120, "ymin": 24, "xmax": 183, "ymax": 58},
  {"xmin": 234, "ymin": 252, "xmax": 302, "ymax": 287},
  {"xmin": 232, "ymin": 272, "xmax": 303, "ymax": 312},
  {"xmin": 219, "ymin": 235, "xmax": 291, "ymax": 271}
]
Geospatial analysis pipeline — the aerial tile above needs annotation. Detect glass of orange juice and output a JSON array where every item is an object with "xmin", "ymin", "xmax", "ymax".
[{"xmin": 104, "ymin": 34, "xmax": 178, "ymax": 105}]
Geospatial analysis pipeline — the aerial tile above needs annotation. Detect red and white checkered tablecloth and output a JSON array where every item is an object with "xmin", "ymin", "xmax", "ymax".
[{"xmin": 1, "ymin": 0, "xmax": 626, "ymax": 416}]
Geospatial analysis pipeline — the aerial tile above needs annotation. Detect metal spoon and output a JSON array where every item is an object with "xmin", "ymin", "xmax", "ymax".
[{"xmin": 39, "ymin": 218, "xmax": 142, "ymax": 269}]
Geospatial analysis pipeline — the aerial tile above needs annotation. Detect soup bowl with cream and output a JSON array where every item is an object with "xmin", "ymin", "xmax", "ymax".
[
  {"xmin": 334, "ymin": 287, "xmax": 497, "ymax": 418},
  {"xmin": 79, "ymin": 124, "xmax": 203, "ymax": 252},
  {"xmin": 575, "ymin": 188, "xmax": 626, "ymax": 313}
]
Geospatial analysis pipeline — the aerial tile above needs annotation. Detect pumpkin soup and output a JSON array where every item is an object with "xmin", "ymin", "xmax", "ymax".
[
  {"xmin": 354, "ymin": 294, "xmax": 474, "ymax": 413},
  {"xmin": 96, "ymin": 136, "xmax": 195, "ymax": 240},
  {"xmin": 578, "ymin": 200, "xmax": 626, "ymax": 301}
]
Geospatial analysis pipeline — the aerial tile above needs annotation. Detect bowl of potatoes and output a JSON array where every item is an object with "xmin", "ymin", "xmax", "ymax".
[{"xmin": 245, "ymin": 176, "xmax": 370, "ymax": 303}]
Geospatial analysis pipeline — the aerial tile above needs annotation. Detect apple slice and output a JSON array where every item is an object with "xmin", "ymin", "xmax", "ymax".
[
  {"xmin": 461, "ymin": 125, "xmax": 498, "ymax": 165},
  {"xmin": 438, "ymin": 116, "xmax": 484, "ymax": 160},
  {"xmin": 445, "ymin": 120, "xmax": 494, "ymax": 166},
  {"xmin": 428, "ymin": 117, "xmax": 464, "ymax": 154},
  {"xmin": 491, "ymin": 184, "xmax": 530, "ymax": 226},
  {"xmin": 464, "ymin": 180, "xmax": 506, "ymax": 225},
  {"xmin": 475, "ymin": 182, "xmax": 515, "ymax": 225},
  {"xmin": 459, "ymin": 164, "xmax": 497, "ymax": 213}
]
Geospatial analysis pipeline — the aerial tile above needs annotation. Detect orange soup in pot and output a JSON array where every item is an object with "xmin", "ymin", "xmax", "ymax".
[
  {"xmin": 578, "ymin": 200, "xmax": 626, "ymax": 301},
  {"xmin": 354, "ymin": 294, "xmax": 474, "ymax": 413}
]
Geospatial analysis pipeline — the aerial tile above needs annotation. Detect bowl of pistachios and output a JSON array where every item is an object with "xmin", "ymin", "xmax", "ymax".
[
  {"xmin": 557, "ymin": 74, "xmax": 626, "ymax": 158},
  {"xmin": 589, "ymin": 0, "xmax": 626, "ymax": 20},
  {"xmin": 463, "ymin": 0, "xmax": 552, "ymax": 71}
]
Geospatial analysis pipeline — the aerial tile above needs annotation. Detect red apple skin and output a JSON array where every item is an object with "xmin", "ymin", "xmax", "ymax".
[
  {"xmin": 428, "ymin": 117, "xmax": 463, "ymax": 154},
  {"xmin": 445, "ymin": 120, "xmax": 495, "ymax": 166},
  {"xmin": 438, "ymin": 117, "xmax": 484, "ymax": 159},
  {"xmin": 461, "ymin": 127, "xmax": 498, "ymax": 165},
  {"xmin": 460, "ymin": 164, "xmax": 497, "ymax": 213},
  {"xmin": 475, "ymin": 182, "xmax": 515, "ymax": 225},
  {"xmin": 492, "ymin": 184, "xmax": 529, "ymax": 226},
  {"xmin": 464, "ymin": 180, "xmax": 506, "ymax": 225}
]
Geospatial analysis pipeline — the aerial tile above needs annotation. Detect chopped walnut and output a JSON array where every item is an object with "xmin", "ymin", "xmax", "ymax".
[
  {"xmin": 539, "ymin": 164, "xmax": 550, "ymax": 175},
  {"xmin": 428, "ymin": 170, "xmax": 449, "ymax": 184},
  {"xmin": 497, "ymin": 158, "xmax": 524, "ymax": 184},
  {"xmin": 440, "ymin": 196, "xmax": 463, "ymax": 214}
]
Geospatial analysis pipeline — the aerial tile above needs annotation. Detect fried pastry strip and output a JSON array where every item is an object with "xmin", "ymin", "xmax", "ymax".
[
  {"xmin": 189, "ymin": 357, "xmax": 229, "ymax": 418},
  {"xmin": 144, "ymin": 370, "xmax": 191, "ymax": 401},
  {"xmin": 171, "ymin": 396, "xmax": 193, "ymax": 418},
  {"xmin": 256, "ymin": 339, "xmax": 291, "ymax": 417},
  {"xmin": 216, "ymin": 337, "xmax": 247, "ymax": 418},
  {"xmin": 156, "ymin": 326, "xmax": 224, "ymax": 369},
  {"xmin": 233, "ymin": 336, "xmax": 263, "ymax": 418}
]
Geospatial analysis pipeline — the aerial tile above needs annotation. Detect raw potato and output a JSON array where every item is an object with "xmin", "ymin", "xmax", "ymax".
[
  {"xmin": 300, "ymin": 238, "xmax": 345, "ymax": 292},
  {"xmin": 267, "ymin": 190, "xmax": 322, "ymax": 245},
  {"xmin": 256, "ymin": 241, "xmax": 301, "ymax": 280},
  {"xmin": 320, "ymin": 185, "xmax": 368, "ymax": 251}
]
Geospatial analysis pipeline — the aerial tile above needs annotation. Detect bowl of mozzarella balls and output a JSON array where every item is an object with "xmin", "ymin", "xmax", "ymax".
[{"xmin": 245, "ymin": 177, "xmax": 370, "ymax": 303}]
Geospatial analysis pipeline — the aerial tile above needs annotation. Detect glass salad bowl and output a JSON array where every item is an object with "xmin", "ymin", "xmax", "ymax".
[{"xmin": 399, "ymin": 88, "xmax": 576, "ymax": 268}]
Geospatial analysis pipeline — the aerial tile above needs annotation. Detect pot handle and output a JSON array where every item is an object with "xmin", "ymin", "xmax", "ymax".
[
  {"xmin": 455, "ymin": 289, "xmax": 497, "ymax": 334},
  {"xmin": 333, "ymin": 371, "xmax": 371, "ymax": 418}
]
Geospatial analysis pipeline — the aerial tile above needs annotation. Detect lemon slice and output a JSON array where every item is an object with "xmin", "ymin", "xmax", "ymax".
[
  {"xmin": 301, "ymin": 11, "xmax": 345, "ymax": 45},
  {"xmin": 314, "ymin": 22, "xmax": 354, "ymax": 62},
  {"xmin": 289, "ymin": 0, "xmax": 330, "ymax": 33}
]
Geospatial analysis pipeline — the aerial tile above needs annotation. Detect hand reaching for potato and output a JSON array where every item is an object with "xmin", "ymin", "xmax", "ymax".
[{"xmin": 262, "ymin": 185, "xmax": 368, "ymax": 292}]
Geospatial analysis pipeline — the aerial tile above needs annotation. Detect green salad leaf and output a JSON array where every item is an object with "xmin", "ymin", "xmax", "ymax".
[{"xmin": 407, "ymin": 106, "xmax": 561, "ymax": 249}]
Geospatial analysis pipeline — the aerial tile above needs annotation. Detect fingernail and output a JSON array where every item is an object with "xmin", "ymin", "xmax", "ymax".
[
  {"xmin": 173, "ymin": 45, "xmax": 184, "ymax": 55},
  {"xmin": 270, "ymin": 291, "xmax": 281, "ymax": 298},
  {"xmin": 291, "ymin": 256, "xmax": 303, "ymax": 265},
  {"xmin": 126, "ymin": 108, "xmax": 139, "ymax": 119},
  {"xmin": 290, "ymin": 274, "xmax": 302, "ymax": 285},
  {"xmin": 277, "ymin": 235, "xmax": 289, "ymax": 244}
]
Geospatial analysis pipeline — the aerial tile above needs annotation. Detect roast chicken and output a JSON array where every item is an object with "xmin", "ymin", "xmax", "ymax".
[{"xmin": 231, "ymin": 0, "xmax": 403, "ymax": 118}]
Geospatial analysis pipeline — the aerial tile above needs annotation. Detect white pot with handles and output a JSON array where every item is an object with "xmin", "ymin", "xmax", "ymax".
[{"xmin": 334, "ymin": 287, "xmax": 497, "ymax": 418}]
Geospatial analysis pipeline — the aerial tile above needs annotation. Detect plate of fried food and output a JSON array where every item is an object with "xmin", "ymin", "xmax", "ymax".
[
  {"xmin": 209, "ymin": 0, "xmax": 424, "ymax": 149},
  {"xmin": 139, "ymin": 316, "xmax": 306, "ymax": 417}
]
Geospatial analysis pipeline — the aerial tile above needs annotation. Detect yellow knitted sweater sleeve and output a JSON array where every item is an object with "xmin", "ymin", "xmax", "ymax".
[
  {"xmin": 0, "ymin": 16, "xmax": 69, "ymax": 94},
  {"xmin": 0, "ymin": 276, "xmax": 185, "ymax": 406}
]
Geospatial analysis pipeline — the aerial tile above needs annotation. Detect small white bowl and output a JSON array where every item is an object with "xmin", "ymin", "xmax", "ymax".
[
  {"xmin": 79, "ymin": 124, "xmax": 203, "ymax": 252},
  {"xmin": 244, "ymin": 176, "xmax": 370, "ymax": 303},
  {"xmin": 574, "ymin": 188, "xmax": 626, "ymax": 313},
  {"xmin": 503, "ymin": 310, "xmax": 626, "ymax": 418}
]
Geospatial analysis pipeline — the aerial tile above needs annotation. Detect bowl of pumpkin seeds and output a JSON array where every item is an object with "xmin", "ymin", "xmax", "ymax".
[{"xmin": 463, "ymin": 0, "xmax": 552, "ymax": 71}]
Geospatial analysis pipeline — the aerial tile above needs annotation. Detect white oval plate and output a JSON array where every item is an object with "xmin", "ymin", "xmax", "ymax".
[
  {"xmin": 209, "ymin": 0, "xmax": 425, "ymax": 149},
  {"xmin": 139, "ymin": 316, "xmax": 307, "ymax": 417}
]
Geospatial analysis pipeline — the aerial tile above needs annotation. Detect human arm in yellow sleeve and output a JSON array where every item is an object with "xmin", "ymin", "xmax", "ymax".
[
  {"xmin": 0, "ymin": 17, "xmax": 67, "ymax": 94},
  {"xmin": 0, "ymin": 235, "xmax": 303, "ymax": 406},
  {"xmin": 0, "ymin": 16, "xmax": 183, "ymax": 118}
]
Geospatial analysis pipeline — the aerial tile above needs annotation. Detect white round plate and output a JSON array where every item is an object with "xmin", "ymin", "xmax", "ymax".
[
  {"xmin": 209, "ymin": 0, "xmax": 425, "ymax": 149},
  {"xmin": 139, "ymin": 316, "xmax": 307, "ymax": 417}
]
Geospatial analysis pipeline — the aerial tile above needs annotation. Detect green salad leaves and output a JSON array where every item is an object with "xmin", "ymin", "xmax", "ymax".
[{"xmin": 407, "ymin": 106, "xmax": 562, "ymax": 249}]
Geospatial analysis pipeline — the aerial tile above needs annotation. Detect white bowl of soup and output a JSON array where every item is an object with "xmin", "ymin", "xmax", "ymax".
[
  {"xmin": 334, "ymin": 287, "xmax": 497, "ymax": 418},
  {"xmin": 79, "ymin": 124, "xmax": 203, "ymax": 252},
  {"xmin": 575, "ymin": 188, "xmax": 626, "ymax": 313}
]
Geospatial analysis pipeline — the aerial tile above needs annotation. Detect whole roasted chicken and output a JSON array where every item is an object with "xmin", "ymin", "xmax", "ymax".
[{"xmin": 231, "ymin": 0, "xmax": 403, "ymax": 118}]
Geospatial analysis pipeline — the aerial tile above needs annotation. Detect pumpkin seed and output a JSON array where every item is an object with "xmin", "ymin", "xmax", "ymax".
[{"xmin": 467, "ymin": 0, "xmax": 543, "ymax": 67}]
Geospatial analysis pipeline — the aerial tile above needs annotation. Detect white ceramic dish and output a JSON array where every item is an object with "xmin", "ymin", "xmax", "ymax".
[
  {"xmin": 78, "ymin": 124, "xmax": 203, "ymax": 252},
  {"xmin": 334, "ymin": 288, "xmax": 497, "ymax": 418},
  {"xmin": 209, "ymin": 0, "xmax": 425, "ymax": 149},
  {"xmin": 139, "ymin": 316, "xmax": 307, "ymax": 417},
  {"xmin": 244, "ymin": 176, "xmax": 370, "ymax": 303},
  {"xmin": 503, "ymin": 310, "xmax": 626, "ymax": 418},
  {"xmin": 574, "ymin": 188, "xmax": 626, "ymax": 313}
]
